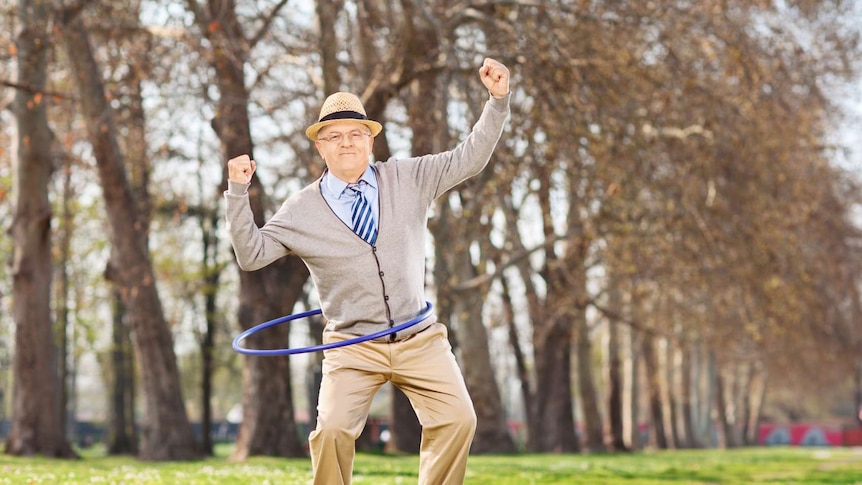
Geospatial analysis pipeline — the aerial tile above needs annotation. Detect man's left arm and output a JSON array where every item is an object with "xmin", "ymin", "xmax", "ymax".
[{"xmin": 408, "ymin": 58, "xmax": 511, "ymax": 199}]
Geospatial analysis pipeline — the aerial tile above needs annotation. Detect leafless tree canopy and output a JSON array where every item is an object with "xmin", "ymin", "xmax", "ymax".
[{"xmin": 1, "ymin": 0, "xmax": 861, "ymax": 458}]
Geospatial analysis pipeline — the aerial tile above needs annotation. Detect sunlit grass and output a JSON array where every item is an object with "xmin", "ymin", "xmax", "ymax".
[{"xmin": 0, "ymin": 444, "xmax": 860, "ymax": 484}]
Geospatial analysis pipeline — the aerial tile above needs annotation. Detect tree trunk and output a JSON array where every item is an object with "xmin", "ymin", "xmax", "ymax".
[
  {"xmin": 665, "ymin": 338, "xmax": 681, "ymax": 449},
  {"xmin": 453, "ymin": 291, "xmax": 517, "ymax": 454},
  {"xmin": 56, "ymin": 157, "xmax": 74, "ymax": 443},
  {"xmin": 680, "ymin": 343, "xmax": 698, "ymax": 448},
  {"xmin": 316, "ymin": 0, "xmax": 340, "ymax": 94},
  {"xmin": 390, "ymin": 390, "xmax": 421, "ymax": 453},
  {"xmin": 574, "ymin": 306, "xmax": 605, "ymax": 452},
  {"xmin": 606, "ymin": 317, "xmax": 627, "ymax": 451},
  {"xmin": 106, "ymin": 288, "xmax": 137, "ymax": 455},
  {"xmin": 305, "ymin": 310, "xmax": 325, "ymax": 448},
  {"xmin": 751, "ymin": 370, "xmax": 768, "ymax": 444},
  {"xmin": 186, "ymin": 0, "xmax": 308, "ymax": 459},
  {"xmin": 500, "ymin": 185, "xmax": 577, "ymax": 452},
  {"xmin": 500, "ymin": 275, "xmax": 530, "ymax": 450},
  {"xmin": 231, "ymin": 261, "xmax": 307, "ymax": 459},
  {"xmin": 104, "ymin": 23, "xmax": 150, "ymax": 455},
  {"xmin": 625, "ymin": 326, "xmax": 641, "ymax": 450},
  {"xmin": 199, "ymin": 210, "xmax": 220, "ymax": 456},
  {"xmin": 60, "ymin": 12, "xmax": 199, "ymax": 460},
  {"xmin": 529, "ymin": 314, "xmax": 578, "ymax": 452},
  {"xmin": 642, "ymin": 334, "xmax": 667, "ymax": 449},
  {"xmin": 732, "ymin": 363, "xmax": 744, "ymax": 447},
  {"xmin": 739, "ymin": 362, "xmax": 756, "ymax": 446},
  {"xmin": 712, "ymin": 353, "xmax": 734, "ymax": 449},
  {"xmin": 5, "ymin": 0, "xmax": 75, "ymax": 458},
  {"xmin": 563, "ymin": 153, "xmax": 603, "ymax": 452},
  {"xmin": 701, "ymin": 348, "xmax": 716, "ymax": 447},
  {"xmin": 855, "ymin": 359, "xmax": 862, "ymax": 427}
]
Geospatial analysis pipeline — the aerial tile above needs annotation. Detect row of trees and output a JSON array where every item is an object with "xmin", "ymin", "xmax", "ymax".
[{"xmin": 2, "ymin": 0, "xmax": 862, "ymax": 460}]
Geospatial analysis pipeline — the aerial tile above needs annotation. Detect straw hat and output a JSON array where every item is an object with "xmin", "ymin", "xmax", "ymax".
[{"xmin": 306, "ymin": 92, "xmax": 383, "ymax": 141}]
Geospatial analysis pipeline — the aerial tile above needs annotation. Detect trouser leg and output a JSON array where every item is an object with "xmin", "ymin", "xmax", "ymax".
[
  {"xmin": 391, "ymin": 323, "xmax": 477, "ymax": 485},
  {"xmin": 309, "ymin": 337, "xmax": 387, "ymax": 485}
]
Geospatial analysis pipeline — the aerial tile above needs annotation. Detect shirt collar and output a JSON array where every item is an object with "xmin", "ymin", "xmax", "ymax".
[{"xmin": 324, "ymin": 166, "xmax": 377, "ymax": 199}]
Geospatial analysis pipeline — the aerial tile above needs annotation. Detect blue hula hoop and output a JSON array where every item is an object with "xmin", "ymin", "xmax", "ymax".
[{"xmin": 232, "ymin": 302, "xmax": 434, "ymax": 356}]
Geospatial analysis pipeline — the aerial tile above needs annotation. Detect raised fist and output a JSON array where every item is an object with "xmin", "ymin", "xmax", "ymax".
[
  {"xmin": 479, "ymin": 58, "xmax": 510, "ymax": 99},
  {"xmin": 228, "ymin": 154, "xmax": 256, "ymax": 184}
]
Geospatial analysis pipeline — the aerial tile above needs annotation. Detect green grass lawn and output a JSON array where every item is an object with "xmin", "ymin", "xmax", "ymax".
[{"xmin": 0, "ymin": 445, "xmax": 860, "ymax": 484}]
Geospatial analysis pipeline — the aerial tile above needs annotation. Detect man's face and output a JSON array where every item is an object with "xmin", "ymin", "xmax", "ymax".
[{"xmin": 315, "ymin": 121, "xmax": 375, "ymax": 183}]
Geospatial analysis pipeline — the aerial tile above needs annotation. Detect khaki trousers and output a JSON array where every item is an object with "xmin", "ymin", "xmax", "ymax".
[{"xmin": 308, "ymin": 323, "xmax": 476, "ymax": 485}]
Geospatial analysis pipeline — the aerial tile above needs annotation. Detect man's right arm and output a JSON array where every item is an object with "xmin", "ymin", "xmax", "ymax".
[{"xmin": 224, "ymin": 155, "xmax": 291, "ymax": 271}]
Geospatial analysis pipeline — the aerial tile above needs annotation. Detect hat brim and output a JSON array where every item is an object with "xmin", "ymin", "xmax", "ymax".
[{"xmin": 306, "ymin": 119, "xmax": 383, "ymax": 141}]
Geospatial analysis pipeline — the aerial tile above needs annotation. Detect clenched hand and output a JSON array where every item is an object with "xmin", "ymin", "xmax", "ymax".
[
  {"xmin": 479, "ymin": 58, "xmax": 510, "ymax": 99},
  {"xmin": 227, "ymin": 154, "xmax": 256, "ymax": 184}
]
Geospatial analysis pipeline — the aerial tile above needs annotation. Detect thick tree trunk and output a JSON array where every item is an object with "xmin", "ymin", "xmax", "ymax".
[
  {"xmin": 316, "ymin": 0, "xmax": 340, "ymax": 94},
  {"xmin": 606, "ymin": 317, "xmax": 627, "ymax": 451},
  {"xmin": 232, "ymin": 261, "xmax": 307, "ymax": 459},
  {"xmin": 5, "ymin": 0, "xmax": 75, "ymax": 458},
  {"xmin": 575, "ymin": 307, "xmax": 606, "ymax": 452},
  {"xmin": 390, "ymin": 390, "xmax": 421, "ymax": 453},
  {"xmin": 106, "ymin": 287, "xmax": 137, "ymax": 455},
  {"xmin": 187, "ymin": 0, "xmax": 308, "ymax": 459},
  {"xmin": 60, "ymin": 13, "xmax": 199, "ymax": 460},
  {"xmin": 529, "ymin": 315, "xmax": 578, "ymax": 452},
  {"xmin": 642, "ymin": 334, "xmax": 667, "ymax": 449},
  {"xmin": 452, "ymin": 292, "xmax": 517, "ymax": 454},
  {"xmin": 105, "ymin": 28, "xmax": 149, "ymax": 455}
]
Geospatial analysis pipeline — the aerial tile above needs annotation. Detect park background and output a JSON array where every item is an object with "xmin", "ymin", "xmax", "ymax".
[{"xmin": 2, "ymin": 0, "xmax": 862, "ymax": 464}]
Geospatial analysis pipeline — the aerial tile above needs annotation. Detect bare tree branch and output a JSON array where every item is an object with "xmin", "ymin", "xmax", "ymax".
[
  {"xmin": 248, "ymin": 0, "xmax": 290, "ymax": 50},
  {"xmin": 0, "ymin": 79, "xmax": 76, "ymax": 101}
]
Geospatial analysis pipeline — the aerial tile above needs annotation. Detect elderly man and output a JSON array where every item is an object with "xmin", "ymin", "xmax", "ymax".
[{"xmin": 225, "ymin": 57, "xmax": 510, "ymax": 485}]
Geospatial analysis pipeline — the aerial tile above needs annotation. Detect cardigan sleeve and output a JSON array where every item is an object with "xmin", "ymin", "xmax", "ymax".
[
  {"xmin": 394, "ymin": 94, "xmax": 510, "ymax": 203},
  {"xmin": 224, "ymin": 188, "xmax": 293, "ymax": 271}
]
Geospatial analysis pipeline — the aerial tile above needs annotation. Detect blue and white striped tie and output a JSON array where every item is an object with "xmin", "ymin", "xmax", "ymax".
[{"xmin": 347, "ymin": 182, "xmax": 378, "ymax": 245}]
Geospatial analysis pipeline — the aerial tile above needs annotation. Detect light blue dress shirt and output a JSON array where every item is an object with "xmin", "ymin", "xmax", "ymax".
[{"xmin": 320, "ymin": 165, "xmax": 380, "ymax": 229}]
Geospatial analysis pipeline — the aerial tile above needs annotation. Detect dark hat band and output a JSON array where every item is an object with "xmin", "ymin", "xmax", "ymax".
[{"xmin": 319, "ymin": 110, "xmax": 367, "ymax": 123}]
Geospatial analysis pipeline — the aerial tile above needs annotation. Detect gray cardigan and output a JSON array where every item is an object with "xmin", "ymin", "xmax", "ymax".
[{"xmin": 225, "ymin": 94, "xmax": 510, "ymax": 340}]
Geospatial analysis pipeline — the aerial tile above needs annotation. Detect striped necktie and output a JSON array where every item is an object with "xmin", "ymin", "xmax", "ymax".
[{"xmin": 347, "ymin": 182, "xmax": 378, "ymax": 245}]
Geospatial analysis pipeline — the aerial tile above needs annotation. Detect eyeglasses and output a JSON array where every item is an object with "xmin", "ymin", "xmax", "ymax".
[{"xmin": 317, "ymin": 130, "xmax": 372, "ymax": 144}]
